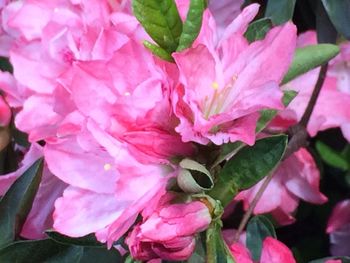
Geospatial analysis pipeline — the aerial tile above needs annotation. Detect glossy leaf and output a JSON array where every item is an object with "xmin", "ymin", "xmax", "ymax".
[
  {"xmin": 45, "ymin": 231, "xmax": 104, "ymax": 248},
  {"xmin": 206, "ymin": 221, "xmax": 236, "ymax": 263},
  {"xmin": 0, "ymin": 239, "xmax": 122, "ymax": 263},
  {"xmin": 256, "ymin": 90, "xmax": 297, "ymax": 133},
  {"xmin": 265, "ymin": 0, "xmax": 296, "ymax": 25},
  {"xmin": 316, "ymin": 141, "xmax": 348, "ymax": 170},
  {"xmin": 177, "ymin": 0, "xmax": 207, "ymax": 51},
  {"xmin": 0, "ymin": 159, "xmax": 43, "ymax": 248},
  {"xmin": 282, "ymin": 44, "xmax": 340, "ymax": 84},
  {"xmin": 246, "ymin": 215, "xmax": 276, "ymax": 261},
  {"xmin": 209, "ymin": 135, "xmax": 288, "ymax": 207},
  {"xmin": 244, "ymin": 18, "xmax": 272, "ymax": 43},
  {"xmin": 321, "ymin": 0, "xmax": 350, "ymax": 40},
  {"xmin": 316, "ymin": 1, "xmax": 337, "ymax": 44},
  {"xmin": 132, "ymin": 0, "xmax": 183, "ymax": 52}
]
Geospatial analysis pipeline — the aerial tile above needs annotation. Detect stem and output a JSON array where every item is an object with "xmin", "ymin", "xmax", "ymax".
[
  {"xmin": 210, "ymin": 143, "xmax": 245, "ymax": 171},
  {"xmin": 300, "ymin": 64, "xmax": 329, "ymax": 127},
  {"xmin": 233, "ymin": 64, "xmax": 329, "ymax": 242}
]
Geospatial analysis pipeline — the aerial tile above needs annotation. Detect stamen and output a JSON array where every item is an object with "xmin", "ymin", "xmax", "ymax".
[
  {"xmin": 211, "ymin": 82, "xmax": 219, "ymax": 90},
  {"xmin": 104, "ymin": 163, "xmax": 112, "ymax": 171}
]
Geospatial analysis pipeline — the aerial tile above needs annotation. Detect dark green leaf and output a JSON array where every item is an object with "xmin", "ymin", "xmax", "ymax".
[
  {"xmin": 282, "ymin": 44, "xmax": 340, "ymax": 84},
  {"xmin": 209, "ymin": 135, "xmax": 287, "ymax": 207},
  {"xmin": 256, "ymin": 90, "xmax": 297, "ymax": 133},
  {"xmin": 316, "ymin": 1, "xmax": 337, "ymax": 44},
  {"xmin": 0, "ymin": 239, "xmax": 122, "ymax": 263},
  {"xmin": 79, "ymin": 247, "xmax": 123, "ymax": 263},
  {"xmin": 0, "ymin": 239, "xmax": 82, "ymax": 263},
  {"xmin": 321, "ymin": 0, "xmax": 350, "ymax": 40},
  {"xmin": 132, "ymin": 0, "xmax": 183, "ymax": 52},
  {"xmin": 246, "ymin": 215, "xmax": 276, "ymax": 261},
  {"xmin": 46, "ymin": 231, "xmax": 104, "ymax": 248},
  {"xmin": 265, "ymin": 0, "xmax": 296, "ymax": 25},
  {"xmin": 309, "ymin": 256, "xmax": 350, "ymax": 263},
  {"xmin": 143, "ymin": 40, "xmax": 174, "ymax": 61},
  {"xmin": 316, "ymin": 141, "xmax": 348, "ymax": 170},
  {"xmin": 177, "ymin": 0, "xmax": 207, "ymax": 51},
  {"xmin": 206, "ymin": 221, "xmax": 235, "ymax": 263},
  {"xmin": 0, "ymin": 159, "xmax": 43, "ymax": 248},
  {"xmin": 244, "ymin": 18, "xmax": 272, "ymax": 43},
  {"xmin": 0, "ymin": 57, "xmax": 13, "ymax": 73}
]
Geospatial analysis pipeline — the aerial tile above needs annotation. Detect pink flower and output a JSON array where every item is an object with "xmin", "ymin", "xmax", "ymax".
[
  {"xmin": 230, "ymin": 237, "xmax": 296, "ymax": 263},
  {"xmin": 126, "ymin": 193, "xmax": 212, "ymax": 261},
  {"xmin": 172, "ymin": 4, "xmax": 296, "ymax": 145},
  {"xmin": 236, "ymin": 148, "xmax": 327, "ymax": 225},
  {"xmin": 327, "ymin": 199, "xmax": 350, "ymax": 256},
  {"xmin": 271, "ymin": 31, "xmax": 350, "ymax": 141}
]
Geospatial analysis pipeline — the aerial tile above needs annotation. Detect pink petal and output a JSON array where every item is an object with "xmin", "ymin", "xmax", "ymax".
[{"xmin": 260, "ymin": 237, "xmax": 296, "ymax": 263}]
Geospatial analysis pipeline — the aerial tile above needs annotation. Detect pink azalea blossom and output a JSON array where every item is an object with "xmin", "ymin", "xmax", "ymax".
[
  {"xmin": 126, "ymin": 193, "xmax": 211, "ymax": 261},
  {"xmin": 327, "ymin": 199, "xmax": 350, "ymax": 256},
  {"xmin": 0, "ymin": 0, "xmax": 193, "ymax": 247},
  {"xmin": 271, "ymin": 31, "xmax": 350, "ymax": 141},
  {"xmin": 230, "ymin": 237, "xmax": 296, "ymax": 263},
  {"xmin": 236, "ymin": 148, "xmax": 327, "ymax": 225},
  {"xmin": 173, "ymin": 4, "xmax": 296, "ymax": 145}
]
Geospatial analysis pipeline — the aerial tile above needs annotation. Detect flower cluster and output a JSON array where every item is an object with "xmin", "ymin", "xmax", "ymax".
[{"xmin": 0, "ymin": 0, "xmax": 349, "ymax": 262}]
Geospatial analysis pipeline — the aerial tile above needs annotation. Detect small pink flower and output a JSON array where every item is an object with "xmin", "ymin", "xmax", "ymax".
[
  {"xmin": 271, "ymin": 31, "xmax": 350, "ymax": 142},
  {"xmin": 126, "ymin": 193, "xmax": 212, "ymax": 261},
  {"xmin": 173, "ymin": 4, "xmax": 296, "ymax": 145},
  {"xmin": 327, "ymin": 199, "xmax": 350, "ymax": 256},
  {"xmin": 236, "ymin": 148, "xmax": 327, "ymax": 225},
  {"xmin": 230, "ymin": 237, "xmax": 296, "ymax": 263}
]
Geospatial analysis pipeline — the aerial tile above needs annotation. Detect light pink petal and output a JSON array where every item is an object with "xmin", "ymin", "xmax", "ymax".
[
  {"xmin": 283, "ymin": 149, "xmax": 327, "ymax": 204},
  {"xmin": 44, "ymin": 135, "xmax": 119, "ymax": 194},
  {"xmin": 53, "ymin": 186, "xmax": 127, "ymax": 237},
  {"xmin": 15, "ymin": 95, "xmax": 61, "ymax": 141},
  {"xmin": 21, "ymin": 167, "xmax": 67, "ymax": 239}
]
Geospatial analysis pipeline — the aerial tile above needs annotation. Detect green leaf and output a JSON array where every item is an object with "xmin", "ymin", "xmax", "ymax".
[
  {"xmin": 143, "ymin": 40, "xmax": 174, "ymax": 62},
  {"xmin": 0, "ymin": 239, "xmax": 122, "ymax": 263},
  {"xmin": 316, "ymin": 1, "xmax": 337, "ymax": 44},
  {"xmin": 0, "ymin": 239, "xmax": 82, "ymax": 263},
  {"xmin": 177, "ymin": 158, "xmax": 214, "ymax": 193},
  {"xmin": 45, "ymin": 231, "xmax": 104, "ymax": 248},
  {"xmin": 244, "ymin": 18, "xmax": 272, "ymax": 43},
  {"xmin": 246, "ymin": 215, "xmax": 276, "ymax": 261},
  {"xmin": 265, "ymin": 0, "xmax": 296, "ymax": 25},
  {"xmin": 132, "ymin": 0, "xmax": 183, "ymax": 52},
  {"xmin": 206, "ymin": 221, "xmax": 236, "ymax": 263},
  {"xmin": 316, "ymin": 141, "xmax": 348, "ymax": 170},
  {"xmin": 0, "ymin": 57, "xmax": 13, "ymax": 73},
  {"xmin": 177, "ymin": 0, "xmax": 207, "ymax": 51},
  {"xmin": 209, "ymin": 135, "xmax": 287, "ymax": 207},
  {"xmin": 309, "ymin": 256, "xmax": 350, "ymax": 263},
  {"xmin": 256, "ymin": 90, "xmax": 297, "ymax": 133},
  {"xmin": 282, "ymin": 44, "xmax": 340, "ymax": 84},
  {"xmin": 321, "ymin": 0, "xmax": 350, "ymax": 40},
  {"xmin": 0, "ymin": 159, "xmax": 43, "ymax": 248}
]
